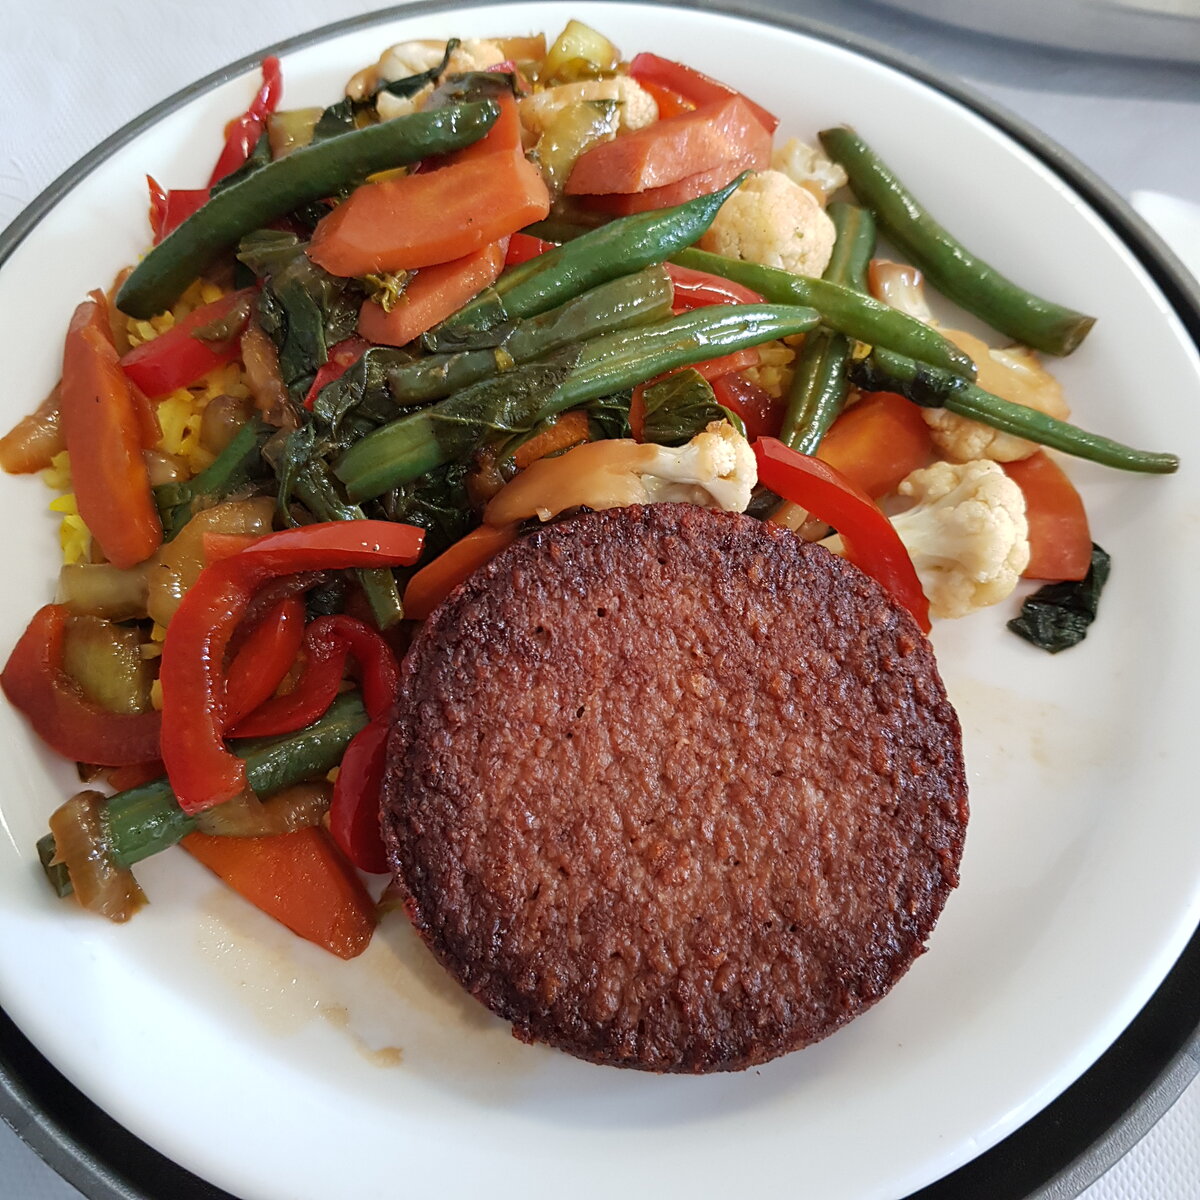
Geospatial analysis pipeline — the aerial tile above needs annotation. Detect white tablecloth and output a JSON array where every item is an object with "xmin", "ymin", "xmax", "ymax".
[{"xmin": 1, "ymin": 1, "xmax": 1197, "ymax": 1197}]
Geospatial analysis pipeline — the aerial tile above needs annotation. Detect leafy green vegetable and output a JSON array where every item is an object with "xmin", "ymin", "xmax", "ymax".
[
  {"xmin": 310, "ymin": 97, "xmax": 359, "ymax": 144},
  {"xmin": 640, "ymin": 369, "xmax": 726, "ymax": 446},
  {"xmin": 378, "ymin": 461, "xmax": 474, "ymax": 560},
  {"xmin": 153, "ymin": 417, "xmax": 271, "ymax": 540},
  {"xmin": 312, "ymin": 345, "xmax": 417, "ymax": 442},
  {"xmin": 423, "ymin": 69, "xmax": 517, "ymax": 110},
  {"xmin": 374, "ymin": 40, "xmax": 459, "ymax": 101},
  {"xmin": 586, "ymin": 391, "xmax": 632, "ymax": 441},
  {"xmin": 237, "ymin": 231, "xmax": 363, "ymax": 399},
  {"xmin": 1007, "ymin": 544, "xmax": 1111, "ymax": 653}
]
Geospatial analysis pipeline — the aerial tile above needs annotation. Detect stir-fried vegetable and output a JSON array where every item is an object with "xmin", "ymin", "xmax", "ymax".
[
  {"xmin": 336, "ymin": 303, "xmax": 819, "ymax": 500},
  {"xmin": 118, "ymin": 101, "xmax": 503, "ymax": 318},
  {"xmin": 849, "ymin": 347, "xmax": 1179, "ymax": 474},
  {"xmin": 672, "ymin": 247, "xmax": 977, "ymax": 378},
  {"xmin": 820, "ymin": 125, "xmax": 1096, "ymax": 356},
  {"xmin": 780, "ymin": 202, "xmax": 874, "ymax": 453},
  {"xmin": 1, "ymin": 23, "xmax": 1182, "ymax": 956}
]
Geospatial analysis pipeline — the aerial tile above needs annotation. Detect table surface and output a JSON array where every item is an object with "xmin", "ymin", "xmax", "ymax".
[{"xmin": 1, "ymin": 1, "xmax": 1198, "ymax": 1197}]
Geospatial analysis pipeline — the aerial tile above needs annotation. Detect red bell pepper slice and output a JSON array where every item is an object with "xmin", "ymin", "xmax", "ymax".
[
  {"xmin": 664, "ymin": 263, "xmax": 763, "ymax": 309},
  {"xmin": 753, "ymin": 438, "xmax": 931, "ymax": 632},
  {"xmin": 1, "ymin": 605, "xmax": 162, "ymax": 766},
  {"xmin": 328, "ymin": 719, "xmax": 391, "ymax": 874},
  {"xmin": 223, "ymin": 596, "xmax": 307, "ymax": 728},
  {"xmin": 158, "ymin": 521, "xmax": 423, "ymax": 815},
  {"xmin": 627, "ymin": 52, "xmax": 778, "ymax": 133},
  {"xmin": 711, "ymin": 372, "xmax": 781, "ymax": 440},
  {"xmin": 208, "ymin": 56, "xmax": 283, "ymax": 186},
  {"xmin": 231, "ymin": 613, "xmax": 399, "ymax": 739},
  {"xmin": 505, "ymin": 231, "xmax": 556, "ymax": 267},
  {"xmin": 303, "ymin": 337, "xmax": 370, "ymax": 411},
  {"xmin": 60, "ymin": 293, "xmax": 163, "ymax": 569},
  {"xmin": 119, "ymin": 288, "xmax": 255, "ymax": 398},
  {"xmin": 146, "ymin": 177, "xmax": 209, "ymax": 244}
]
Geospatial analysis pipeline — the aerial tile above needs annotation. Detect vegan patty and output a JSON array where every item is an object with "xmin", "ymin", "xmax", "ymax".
[{"xmin": 382, "ymin": 503, "xmax": 967, "ymax": 1072}]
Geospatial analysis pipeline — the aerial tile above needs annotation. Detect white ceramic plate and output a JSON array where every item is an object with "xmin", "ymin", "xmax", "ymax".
[{"xmin": 1, "ymin": 4, "xmax": 1198, "ymax": 1199}]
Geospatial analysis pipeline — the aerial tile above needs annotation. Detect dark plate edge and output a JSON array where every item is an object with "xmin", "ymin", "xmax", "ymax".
[{"xmin": 0, "ymin": 2, "xmax": 1196, "ymax": 1198}]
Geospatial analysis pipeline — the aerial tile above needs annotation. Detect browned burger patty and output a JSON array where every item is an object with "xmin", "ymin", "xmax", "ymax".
[{"xmin": 382, "ymin": 503, "xmax": 967, "ymax": 1073}]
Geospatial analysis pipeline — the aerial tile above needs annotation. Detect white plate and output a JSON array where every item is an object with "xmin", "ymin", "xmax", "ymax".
[{"xmin": 1, "ymin": 4, "xmax": 1198, "ymax": 1199}]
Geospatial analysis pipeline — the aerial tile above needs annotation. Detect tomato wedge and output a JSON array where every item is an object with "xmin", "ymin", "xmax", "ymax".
[
  {"xmin": 566, "ymin": 96, "xmax": 770, "ymax": 197},
  {"xmin": 627, "ymin": 52, "xmax": 778, "ymax": 133},
  {"xmin": 816, "ymin": 392, "xmax": 932, "ymax": 500},
  {"xmin": 1002, "ymin": 451, "xmax": 1092, "ymax": 581}
]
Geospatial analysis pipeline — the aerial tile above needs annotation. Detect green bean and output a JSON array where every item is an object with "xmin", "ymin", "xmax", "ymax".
[
  {"xmin": 388, "ymin": 266, "xmax": 674, "ymax": 406},
  {"xmin": 37, "ymin": 692, "xmax": 370, "ymax": 897},
  {"xmin": 290, "ymin": 459, "xmax": 404, "ymax": 628},
  {"xmin": 117, "ymin": 102, "xmax": 500, "ymax": 318},
  {"xmin": 849, "ymin": 348, "xmax": 1178, "ymax": 473},
  {"xmin": 671, "ymin": 247, "xmax": 976, "ymax": 379},
  {"xmin": 336, "ymin": 303, "xmax": 820, "ymax": 501},
  {"xmin": 779, "ymin": 203, "xmax": 875, "ymax": 453},
  {"xmin": 819, "ymin": 125, "xmax": 1096, "ymax": 356},
  {"xmin": 154, "ymin": 416, "xmax": 270, "ymax": 541},
  {"xmin": 425, "ymin": 174, "xmax": 746, "ymax": 349}
]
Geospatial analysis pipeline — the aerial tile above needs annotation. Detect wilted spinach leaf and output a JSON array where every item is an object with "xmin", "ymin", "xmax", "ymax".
[
  {"xmin": 312, "ymin": 346, "xmax": 416, "ymax": 442},
  {"xmin": 640, "ymin": 369, "xmax": 726, "ymax": 446},
  {"xmin": 380, "ymin": 461, "xmax": 474, "ymax": 559},
  {"xmin": 586, "ymin": 390, "xmax": 632, "ymax": 441},
  {"xmin": 238, "ymin": 230, "xmax": 363, "ymax": 400},
  {"xmin": 1007, "ymin": 544, "xmax": 1111, "ymax": 653}
]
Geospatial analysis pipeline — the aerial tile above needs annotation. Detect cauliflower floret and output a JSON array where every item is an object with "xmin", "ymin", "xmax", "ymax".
[
  {"xmin": 484, "ymin": 421, "xmax": 757, "ymax": 527},
  {"xmin": 349, "ymin": 39, "xmax": 507, "ymax": 119},
  {"xmin": 886, "ymin": 460, "xmax": 1030, "ymax": 619},
  {"xmin": 771, "ymin": 137, "xmax": 847, "ymax": 205},
  {"xmin": 699, "ymin": 170, "xmax": 837, "ymax": 278},
  {"xmin": 520, "ymin": 77, "xmax": 658, "ymax": 136},
  {"xmin": 924, "ymin": 330, "xmax": 1071, "ymax": 462},
  {"xmin": 868, "ymin": 262, "xmax": 1071, "ymax": 463},
  {"xmin": 638, "ymin": 420, "xmax": 757, "ymax": 512}
]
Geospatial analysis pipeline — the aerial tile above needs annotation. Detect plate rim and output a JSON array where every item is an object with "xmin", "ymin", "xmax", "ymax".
[{"xmin": 0, "ymin": 2, "xmax": 1197, "ymax": 1198}]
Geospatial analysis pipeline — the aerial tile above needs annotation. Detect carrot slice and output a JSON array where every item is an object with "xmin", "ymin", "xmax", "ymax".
[
  {"xmin": 442, "ymin": 93, "xmax": 523, "ymax": 164},
  {"xmin": 402, "ymin": 523, "xmax": 518, "ymax": 620},
  {"xmin": 511, "ymin": 410, "xmax": 592, "ymax": 469},
  {"xmin": 358, "ymin": 240, "xmax": 508, "ymax": 347},
  {"xmin": 816, "ymin": 392, "xmax": 932, "ymax": 500},
  {"xmin": 59, "ymin": 293, "xmax": 163, "ymax": 568},
  {"xmin": 308, "ymin": 154, "xmax": 549, "ymax": 276},
  {"xmin": 565, "ymin": 96, "xmax": 769, "ymax": 196},
  {"xmin": 181, "ymin": 826, "xmax": 376, "ymax": 959},
  {"xmin": 1002, "ymin": 450, "xmax": 1092, "ymax": 581}
]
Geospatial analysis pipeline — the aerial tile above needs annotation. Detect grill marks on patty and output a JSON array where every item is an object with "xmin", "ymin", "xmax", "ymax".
[{"xmin": 383, "ymin": 504, "xmax": 968, "ymax": 1073}]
